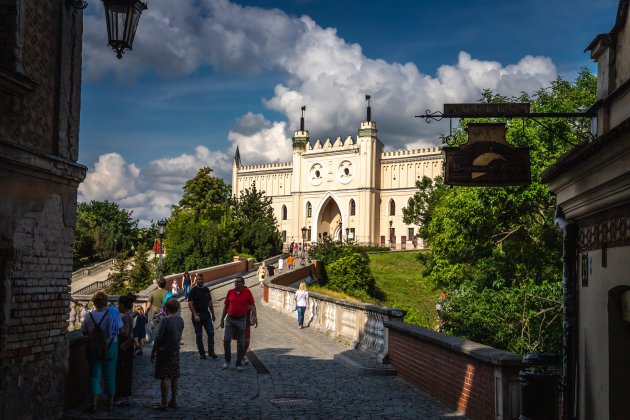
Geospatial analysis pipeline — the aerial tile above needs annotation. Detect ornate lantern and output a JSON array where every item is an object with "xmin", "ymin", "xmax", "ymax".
[{"xmin": 103, "ymin": 0, "xmax": 148, "ymax": 59}]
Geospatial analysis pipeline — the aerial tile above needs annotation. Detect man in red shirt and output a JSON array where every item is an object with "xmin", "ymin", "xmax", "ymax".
[{"xmin": 220, "ymin": 276, "xmax": 257, "ymax": 370}]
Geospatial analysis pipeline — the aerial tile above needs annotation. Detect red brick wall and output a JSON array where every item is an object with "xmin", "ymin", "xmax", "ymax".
[{"xmin": 388, "ymin": 329, "xmax": 495, "ymax": 420}]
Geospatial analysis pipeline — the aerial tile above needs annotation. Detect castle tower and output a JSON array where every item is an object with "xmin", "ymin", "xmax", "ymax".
[
  {"xmin": 231, "ymin": 146, "xmax": 241, "ymax": 197},
  {"xmin": 292, "ymin": 105, "xmax": 310, "ymax": 152}
]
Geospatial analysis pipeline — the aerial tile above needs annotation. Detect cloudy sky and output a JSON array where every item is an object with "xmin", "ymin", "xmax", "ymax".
[{"xmin": 78, "ymin": 0, "xmax": 617, "ymax": 225}]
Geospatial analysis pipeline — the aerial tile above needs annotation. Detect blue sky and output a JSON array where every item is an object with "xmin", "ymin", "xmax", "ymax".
[{"xmin": 78, "ymin": 0, "xmax": 618, "ymax": 224}]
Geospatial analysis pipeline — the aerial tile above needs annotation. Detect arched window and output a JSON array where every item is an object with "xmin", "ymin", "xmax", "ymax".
[
  {"xmin": 389, "ymin": 199, "xmax": 396, "ymax": 216},
  {"xmin": 281, "ymin": 205, "xmax": 287, "ymax": 220},
  {"xmin": 306, "ymin": 202, "xmax": 312, "ymax": 218},
  {"xmin": 349, "ymin": 199, "xmax": 356, "ymax": 216}
]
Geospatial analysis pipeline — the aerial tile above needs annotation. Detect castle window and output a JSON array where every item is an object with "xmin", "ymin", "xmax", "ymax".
[
  {"xmin": 349, "ymin": 199, "xmax": 356, "ymax": 216},
  {"xmin": 281, "ymin": 205, "xmax": 287, "ymax": 220},
  {"xmin": 306, "ymin": 202, "xmax": 312, "ymax": 218},
  {"xmin": 389, "ymin": 199, "xmax": 395, "ymax": 216}
]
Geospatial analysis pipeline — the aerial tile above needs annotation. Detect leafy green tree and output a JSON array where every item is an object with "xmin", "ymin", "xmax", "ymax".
[
  {"xmin": 127, "ymin": 243, "xmax": 154, "ymax": 292},
  {"xmin": 232, "ymin": 182, "xmax": 282, "ymax": 261},
  {"xmin": 402, "ymin": 176, "xmax": 448, "ymax": 240},
  {"xmin": 325, "ymin": 253, "xmax": 377, "ymax": 300},
  {"xmin": 73, "ymin": 200, "xmax": 140, "ymax": 268},
  {"xmin": 179, "ymin": 167, "xmax": 231, "ymax": 221},
  {"xmin": 105, "ymin": 254, "xmax": 130, "ymax": 295},
  {"xmin": 411, "ymin": 70, "xmax": 596, "ymax": 354}
]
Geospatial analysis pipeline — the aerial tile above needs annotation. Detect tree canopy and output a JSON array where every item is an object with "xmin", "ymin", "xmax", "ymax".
[{"xmin": 403, "ymin": 70, "xmax": 596, "ymax": 354}]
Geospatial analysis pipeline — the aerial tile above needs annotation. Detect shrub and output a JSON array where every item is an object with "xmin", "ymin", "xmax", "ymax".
[{"xmin": 326, "ymin": 253, "xmax": 377, "ymax": 300}]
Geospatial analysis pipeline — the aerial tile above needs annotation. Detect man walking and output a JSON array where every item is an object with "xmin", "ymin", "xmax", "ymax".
[
  {"xmin": 188, "ymin": 273, "xmax": 217, "ymax": 359},
  {"xmin": 220, "ymin": 277, "xmax": 257, "ymax": 371},
  {"xmin": 146, "ymin": 278, "xmax": 168, "ymax": 343}
]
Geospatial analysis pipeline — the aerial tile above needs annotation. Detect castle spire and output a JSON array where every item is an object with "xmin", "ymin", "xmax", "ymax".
[
  {"xmin": 233, "ymin": 145, "xmax": 241, "ymax": 166},
  {"xmin": 366, "ymin": 94, "xmax": 371, "ymax": 122}
]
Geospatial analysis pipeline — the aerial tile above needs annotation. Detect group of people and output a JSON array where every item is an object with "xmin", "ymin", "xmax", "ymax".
[{"xmin": 81, "ymin": 273, "xmax": 259, "ymax": 413}]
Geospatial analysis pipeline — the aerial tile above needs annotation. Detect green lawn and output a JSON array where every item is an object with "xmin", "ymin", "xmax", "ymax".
[{"xmin": 369, "ymin": 251, "xmax": 440, "ymax": 328}]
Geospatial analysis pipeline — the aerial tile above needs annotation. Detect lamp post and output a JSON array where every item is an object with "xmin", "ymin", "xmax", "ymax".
[
  {"xmin": 389, "ymin": 220, "xmax": 393, "ymax": 249},
  {"xmin": 113, "ymin": 237, "xmax": 118, "ymax": 258},
  {"xmin": 301, "ymin": 226, "xmax": 307, "ymax": 266},
  {"xmin": 157, "ymin": 219, "xmax": 166, "ymax": 277},
  {"xmin": 345, "ymin": 227, "xmax": 350, "ymax": 243}
]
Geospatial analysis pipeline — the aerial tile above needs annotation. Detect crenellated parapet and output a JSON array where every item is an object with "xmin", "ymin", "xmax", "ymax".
[
  {"xmin": 381, "ymin": 146, "xmax": 442, "ymax": 160},
  {"xmin": 238, "ymin": 161, "xmax": 293, "ymax": 173}
]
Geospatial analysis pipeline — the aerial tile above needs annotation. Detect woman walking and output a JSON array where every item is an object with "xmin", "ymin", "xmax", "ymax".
[
  {"xmin": 151, "ymin": 298, "xmax": 185, "ymax": 411},
  {"xmin": 81, "ymin": 291, "xmax": 123, "ymax": 413},
  {"xmin": 257, "ymin": 262, "xmax": 266, "ymax": 288},
  {"xmin": 295, "ymin": 282, "xmax": 309, "ymax": 329},
  {"xmin": 114, "ymin": 295, "xmax": 136, "ymax": 406}
]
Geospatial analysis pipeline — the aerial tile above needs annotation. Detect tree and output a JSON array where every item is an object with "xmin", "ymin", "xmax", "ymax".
[
  {"xmin": 413, "ymin": 70, "xmax": 596, "ymax": 354},
  {"xmin": 73, "ymin": 200, "xmax": 140, "ymax": 269},
  {"xmin": 127, "ymin": 243, "xmax": 154, "ymax": 292},
  {"xmin": 105, "ymin": 254, "xmax": 130, "ymax": 295},
  {"xmin": 232, "ymin": 182, "xmax": 283, "ymax": 261},
  {"xmin": 179, "ymin": 167, "xmax": 231, "ymax": 221},
  {"xmin": 402, "ymin": 176, "xmax": 448, "ymax": 240}
]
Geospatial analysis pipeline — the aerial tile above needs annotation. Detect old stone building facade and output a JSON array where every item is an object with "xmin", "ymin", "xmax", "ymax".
[
  {"xmin": 0, "ymin": 2, "xmax": 84, "ymax": 419},
  {"xmin": 542, "ymin": 1, "xmax": 630, "ymax": 418},
  {"xmin": 232, "ymin": 108, "xmax": 444, "ymax": 249}
]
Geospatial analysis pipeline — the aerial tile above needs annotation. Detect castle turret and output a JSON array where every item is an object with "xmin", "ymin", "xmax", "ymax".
[
  {"xmin": 292, "ymin": 105, "xmax": 310, "ymax": 153},
  {"xmin": 358, "ymin": 95, "xmax": 378, "ymax": 139},
  {"xmin": 232, "ymin": 146, "xmax": 241, "ymax": 197}
]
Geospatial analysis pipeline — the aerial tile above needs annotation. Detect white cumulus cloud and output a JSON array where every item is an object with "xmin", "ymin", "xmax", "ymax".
[{"xmin": 81, "ymin": 0, "xmax": 559, "ymax": 221}]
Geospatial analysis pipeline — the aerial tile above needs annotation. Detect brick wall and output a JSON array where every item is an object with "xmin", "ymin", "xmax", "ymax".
[
  {"xmin": 0, "ymin": 2, "xmax": 84, "ymax": 418},
  {"xmin": 385, "ymin": 320, "xmax": 522, "ymax": 420}
]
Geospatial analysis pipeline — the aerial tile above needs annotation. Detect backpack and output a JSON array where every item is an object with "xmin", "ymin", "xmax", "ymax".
[
  {"xmin": 86, "ymin": 311, "xmax": 108, "ymax": 360},
  {"xmin": 153, "ymin": 291, "xmax": 173, "ymax": 324}
]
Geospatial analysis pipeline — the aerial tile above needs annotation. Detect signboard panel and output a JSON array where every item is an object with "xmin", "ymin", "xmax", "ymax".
[
  {"xmin": 444, "ymin": 123, "xmax": 530, "ymax": 186},
  {"xmin": 443, "ymin": 103, "xmax": 530, "ymax": 118}
]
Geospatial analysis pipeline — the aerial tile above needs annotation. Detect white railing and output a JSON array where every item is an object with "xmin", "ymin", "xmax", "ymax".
[
  {"xmin": 265, "ymin": 275, "xmax": 404, "ymax": 361},
  {"xmin": 71, "ymin": 258, "xmax": 115, "ymax": 282}
]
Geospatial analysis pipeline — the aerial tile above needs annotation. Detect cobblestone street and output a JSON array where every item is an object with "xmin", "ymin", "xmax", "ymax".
[{"xmin": 64, "ymin": 273, "xmax": 468, "ymax": 419}]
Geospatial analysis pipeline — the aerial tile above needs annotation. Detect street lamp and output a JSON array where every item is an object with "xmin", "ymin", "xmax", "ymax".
[
  {"xmin": 389, "ymin": 220, "xmax": 393, "ymax": 249},
  {"xmin": 157, "ymin": 219, "xmax": 166, "ymax": 276},
  {"xmin": 345, "ymin": 227, "xmax": 349, "ymax": 243},
  {"xmin": 103, "ymin": 0, "xmax": 148, "ymax": 59},
  {"xmin": 301, "ymin": 226, "xmax": 307, "ymax": 266}
]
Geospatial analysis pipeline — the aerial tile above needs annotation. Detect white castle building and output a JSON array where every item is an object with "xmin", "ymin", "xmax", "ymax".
[{"xmin": 231, "ymin": 104, "xmax": 444, "ymax": 249}]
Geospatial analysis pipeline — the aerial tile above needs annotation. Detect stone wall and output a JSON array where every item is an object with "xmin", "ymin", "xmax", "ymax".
[{"xmin": 0, "ymin": 2, "xmax": 84, "ymax": 419}]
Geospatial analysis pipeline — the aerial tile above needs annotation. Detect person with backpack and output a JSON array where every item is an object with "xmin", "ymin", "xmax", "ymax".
[
  {"xmin": 81, "ymin": 291, "xmax": 123, "ymax": 413},
  {"xmin": 146, "ymin": 278, "xmax": 170, "ymax": 343}
]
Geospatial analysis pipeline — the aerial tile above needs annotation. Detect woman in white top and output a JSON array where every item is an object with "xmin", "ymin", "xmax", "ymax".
[
  {"xmin": 257, "ymin": 262, "xmax": 266, "ymax": 288},
  {"xmin": 295, "ymin": 282, "xmax": 309, "ymax": 329}
]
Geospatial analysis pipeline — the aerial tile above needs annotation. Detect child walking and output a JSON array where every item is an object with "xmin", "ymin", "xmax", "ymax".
[
  {"xmin": 133, "ymin": 305, "xmax": 147, "ymax": 355},
  {"xmin": 151, "ymin": 298, "xmax": 184, "ymax": 411}
]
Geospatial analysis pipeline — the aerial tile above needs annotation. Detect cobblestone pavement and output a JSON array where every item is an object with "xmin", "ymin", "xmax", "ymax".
[{"xmin": 64, "ymin": 273, "xmax": 468, "ymax": 419}]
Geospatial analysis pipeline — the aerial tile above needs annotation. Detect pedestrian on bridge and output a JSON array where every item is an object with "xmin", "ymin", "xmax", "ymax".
[
  {"xmin": 151, "ymin": 298, "xmax": 184, "ymax": 411},
  {"xmin": 295, "ymin": 282, "xmax": 309, "ymax": 329},
  {"xmin": 188, "ymin": 273, "xmax": 218, "ymax": 360},
  {"xmin": 220, "ymin": 276, "xmax": 257, "ymax": 371},
  {"xmin": 146, "ymin": 278, "xmax": 169, "ymax": 343},
  {"xmin": 257, "ymin": 262, "xmax": 266, "ymax": 288},
  {"xmin": 182, "ymin": 271, "xmax": 192, "ymax": 299}
]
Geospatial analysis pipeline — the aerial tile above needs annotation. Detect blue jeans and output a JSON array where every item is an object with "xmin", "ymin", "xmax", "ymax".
[
  {"xmin": 183, "ymin": 283, "xmax": 191, "ymax": 299},
  {"xmin": 297, "ymin": 306, "xmax": 306, "ymax": 327},
  {"xmin": 192, "ymin": 312, "xmax": 215, "ymax": 356},
  {"xmin": 223, "ymin": 316, "xmax": 246, "ymax": 365},
  {"xmin": 89, "ymin": 340, "xmax": 118, "ymax": 396}
]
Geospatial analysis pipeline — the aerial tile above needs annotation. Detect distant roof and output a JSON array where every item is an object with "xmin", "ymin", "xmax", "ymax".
[{"xmin": 585, "ymin": 0, "xmax": 629, "ymax": 52}]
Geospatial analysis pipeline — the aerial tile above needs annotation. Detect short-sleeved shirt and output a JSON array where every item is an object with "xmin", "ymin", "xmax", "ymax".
[
  {"xmin": 224, "ymin": 287, "xmax": 255, "ymax": 318},
  {"xmin": 188, "ymin": 285, "xmax": 212, "ymax": 314},
  {"xmin": 148, "ymin": 289, "xmax": 168, "ymax": 313},
  {"xmin": 287, "ymin": 256, "xmax": 294, "ymax": 265},
  {"xmin": 296, "ymin": 290, "xmax": 308, "ymax": 307}
]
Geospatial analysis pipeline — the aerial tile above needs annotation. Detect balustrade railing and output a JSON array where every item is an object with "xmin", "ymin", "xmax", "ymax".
[
  {"xmin": 71, "ymin": 258, "xmax": 115, "ymax": 283},
  {"xmin": 264, "ymin": 271, "xmax": 404, "ymax": 361}
]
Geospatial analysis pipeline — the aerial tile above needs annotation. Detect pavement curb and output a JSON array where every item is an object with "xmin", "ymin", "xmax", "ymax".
[{"xmin": 333, "ymin": 353, "xmax": 397, "ymax": 376}]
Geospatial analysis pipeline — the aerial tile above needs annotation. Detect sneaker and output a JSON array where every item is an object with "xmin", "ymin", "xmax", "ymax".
[
  {"xmin": 208, "ymin": 353, "xmax": 218, "ymax": 360},
  {"xmin": 236, "ymin": 364, "xmax": 244, "ymax": 371},
  {"xmin": 200, "ymin": 354, "xmax": 207, "ymax": 360},
  {"xmin": 243, "ymin": 356, "xmax": 249, "ymax": 365},
  {"xmin": 222, "ymin": 361, "xmax": 229, "ymax": 369}
]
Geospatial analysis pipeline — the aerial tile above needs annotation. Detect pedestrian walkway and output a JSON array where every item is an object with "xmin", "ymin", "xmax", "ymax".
[{"xmin": 63, "ymin": 272, "xmax": 468, "ymax": 419}]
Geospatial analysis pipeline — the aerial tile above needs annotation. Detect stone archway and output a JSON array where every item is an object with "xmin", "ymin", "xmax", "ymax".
[{"xmin": 317, "ymin": 196, "xmax": 342, "ymax": 241}]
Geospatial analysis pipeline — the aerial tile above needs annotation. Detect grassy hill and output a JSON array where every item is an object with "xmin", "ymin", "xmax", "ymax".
[{"xmin": 369, "ymin": 251, "xmax": 440, "ymax": 328}]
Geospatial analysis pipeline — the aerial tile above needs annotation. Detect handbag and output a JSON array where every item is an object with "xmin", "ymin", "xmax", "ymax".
[{"xmin": 119, "ymin": 335, "xmax": 134, "ymax": 351}]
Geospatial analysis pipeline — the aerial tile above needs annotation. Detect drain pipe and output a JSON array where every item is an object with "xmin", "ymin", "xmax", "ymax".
[{"xmin": 554, "ymin": 207, "xmax": 578, "ymax": 420}]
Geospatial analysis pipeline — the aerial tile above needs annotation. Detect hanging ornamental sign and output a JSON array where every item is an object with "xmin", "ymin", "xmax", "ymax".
[{"xmin": 443, "ymin": 123, "xmax": 530, "ymax": 186}]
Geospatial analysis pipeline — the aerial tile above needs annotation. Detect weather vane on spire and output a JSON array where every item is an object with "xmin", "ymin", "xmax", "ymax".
[
  {"xmin": 366, "ymin": 94, "xmax": 372, "ymax": 122},
  {"xmin": 300, "ymin": 105, "xmax": 306, "ymax": 131}
]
